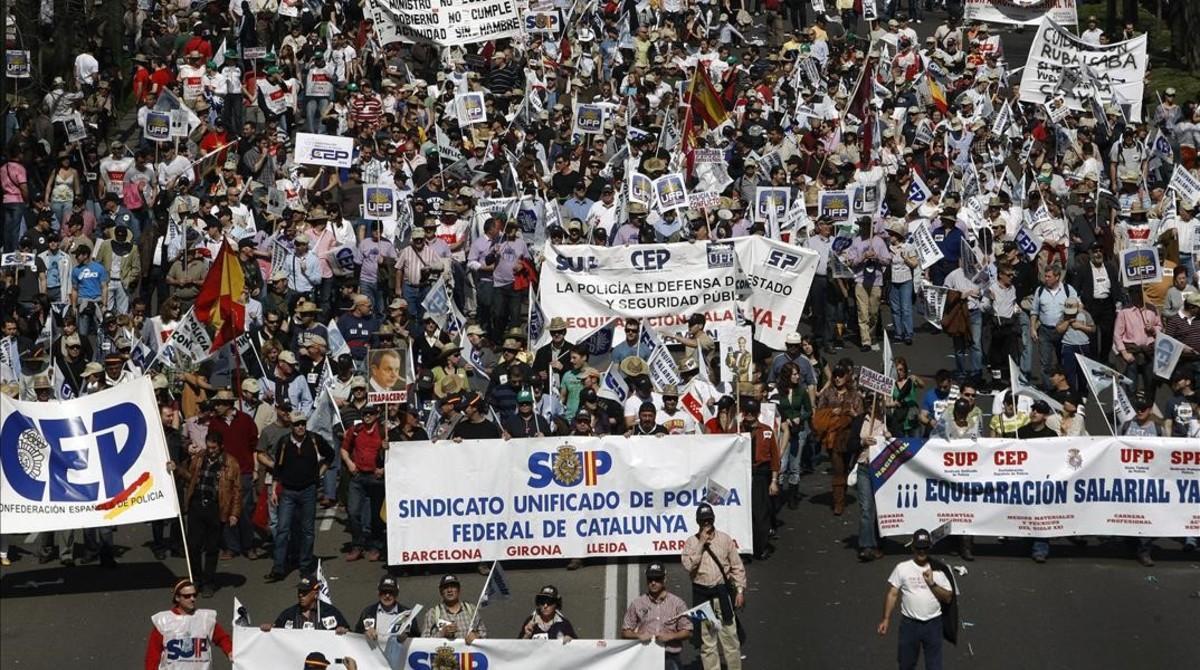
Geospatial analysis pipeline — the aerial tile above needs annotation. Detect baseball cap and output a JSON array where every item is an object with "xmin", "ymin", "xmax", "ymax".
[
  {"xmin": 439, "ymin": 574, "xmax": 461, "ymax": 589},
  {"xmin": 378, "ymin": 575, "xmax": 400, "ymax": 593},
  {"xmin": 696, "ymin": 502, "xmax": 715, "ymax": 523},
  {"xmin": 304, "ymin": 652, "xmax": 331, "ymax": 668},
  {"xmin": 517, "ymin": 388, "xmax": 534, "ymax": 404},
  {"xmin": 646, "ymin": 562, "xmax": 666, "ymax": 580},
  {"xmin": 535, "ymin": 585, "xmax": 560, "ymax": 603},
  {"xmin": 1030, "ymin": 400, "xmax": 1052, "ymax": 415},
  {"xmin": 296, "ymin": 575, "xmax": 319, "ymax": 593},
  {"xmin": 912, "ymin": 529, "xmax": 933, "ymax": 550}
]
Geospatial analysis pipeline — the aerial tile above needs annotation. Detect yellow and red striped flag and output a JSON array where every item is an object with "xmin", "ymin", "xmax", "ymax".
[
  {"xmin": 689, "ymin": 64, "xmax": 729, "ymax": 130},
  {"xmin": 193, "ymin": 239, "xmax": 246, "ymax": 351}
]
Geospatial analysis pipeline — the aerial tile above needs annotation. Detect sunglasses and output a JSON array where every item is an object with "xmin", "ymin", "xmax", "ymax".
[{"xmin": 178, "ymin": 592, "xmax": 198, "ymax": 599}]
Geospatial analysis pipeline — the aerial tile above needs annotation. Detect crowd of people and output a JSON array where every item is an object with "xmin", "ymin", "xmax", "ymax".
[{"xmin": 2, "ymin": 1, "xmax": 1199, "ymax": 668}]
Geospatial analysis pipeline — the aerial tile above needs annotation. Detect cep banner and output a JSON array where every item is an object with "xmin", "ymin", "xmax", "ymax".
[
  {"xmin": 538, "ymin": 241, "xmax": 739, "ymax": 342},
  {"xmin": 869, "ymin": 437, "xmax": 1200, "ymax": 538},
  {"xmin": 369, "ymin": 0, "xmax": 522, "ymax": 47},
  {"xmin": 731, "ymin": 236, "xmax": 819, "ymax": 350},
  {"xmin": 0, "ymin": 377, "xmax": 179, "ymax": 533},
  {"xmin": 386, "ymin": 435, "xmax": 752, "ymax": 564},
  {"xmin": 963, "ymin": 0, "xmax": 1077, "ymax": 26},
  {"xmin": 1019, "ymin": 16, "xmax": 1148, "ymax": 122},
  {"xmin": 399, "ymin": 638, "xmax": 664, "ymax": 669},
  {"xmin": 232, "ymin": 625, "xmax": 390, "ymax": 669},
  {"xmin": 295, "ymin": 132, "xmax": 355, "ymax": 169}
]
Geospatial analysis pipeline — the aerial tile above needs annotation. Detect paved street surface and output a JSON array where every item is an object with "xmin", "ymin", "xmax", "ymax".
[{"xmin": 5, "ymin": 13, "xmax": 1200, "ymax": 670}]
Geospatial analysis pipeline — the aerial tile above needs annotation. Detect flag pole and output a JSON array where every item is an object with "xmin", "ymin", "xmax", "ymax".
[{"xmin": 468, "ymin": 560, "xmax": 496, "ymax": 633}]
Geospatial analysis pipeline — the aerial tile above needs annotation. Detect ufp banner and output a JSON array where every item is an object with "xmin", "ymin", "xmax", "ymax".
[
  {"xmin": 731, "ymin": 236, "xmax": 819, "ymax": 350},
  {"xmin": 233, "ymin": 625, "xmax": 390, "ymax": 670},
  {"xmin": 1019, "ymin": 16, "xmax": 1148, "ymax": 121},
  {"xmin": 963, "ymin": 0, "xmax": 1077, "ymax": 27},
  {"xmin": 399, "ymin": 638, "xmax": 664, "ymax": 670},
  {"xmin": 869, "ymin": 437, "xmax": 1200, "ymax": 538},
  {"xmin": 538, "ymin": 241, "xmax": 739, "ymax": 341},
  {"xmin": 0, "ymin": 377, "xmax": 179, "ymax": 533},
  {"xmin": 386, "ymin": 435, "xmax": 752, "ymax": 564}
]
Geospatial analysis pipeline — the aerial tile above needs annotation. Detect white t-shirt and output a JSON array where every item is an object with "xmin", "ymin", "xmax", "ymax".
[{"xmin": 887, "ymin": 559, "xmax": 952, "ymax": 621}]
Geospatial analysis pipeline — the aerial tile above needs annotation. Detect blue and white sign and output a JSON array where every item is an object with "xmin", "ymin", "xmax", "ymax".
[{"xmin": 0, "ymin": 377, "xmax": 179, "ymax": 533}]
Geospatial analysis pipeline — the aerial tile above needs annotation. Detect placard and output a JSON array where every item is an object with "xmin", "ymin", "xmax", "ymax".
[
  {"xmin": 573, "ymin": 103, "xmax": 605, "ymax": 135},
  {"xmin": 964, "ymin": 0, "xmax": 1078, "ymax": 26},
  {"xmin": 143, "ymin": 110, "xmax": 172, "ymax": 142},
  {"xmin": 818, "ymin": 189, "xmax": 851, "ymax": 220},
  {"xmin": 653, "ymin": 173, "xmax": 690, "ymax": 212},
  {"xmin": 1119, "ymin": 247, "xmax": 1160, "ymax": 286},
  {"xmin": 363, "ymin": 184, "xmax": 397, "ymax": 220},
  {"xmin": 367, "ymin": 347, "xmax": 408, "ymax": 404},
  {"xmin": 858, "ymin": 366, "xmax": 896, "ymax": 395},
  {"xmin": 294, "ymin": 132, "xmax": 354, "ymax": 169},
  {"xmin": 456, "ymin": 91, "xmax": 487, "ymax": 126},
  {"xmin": 370, "ymin": 0, "xmax": 523, "ymax": 46}
]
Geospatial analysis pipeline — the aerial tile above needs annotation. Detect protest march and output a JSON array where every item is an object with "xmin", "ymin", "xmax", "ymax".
[{"xmin": 1, "ymin": 0, "xmax": 1199, "ymax": 667}]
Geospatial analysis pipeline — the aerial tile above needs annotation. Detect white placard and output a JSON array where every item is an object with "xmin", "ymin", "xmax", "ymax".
[
  {"xmin": 370, "ymin": 0, "xmax": 523, "ymax": 46},
  {"xmin": 386, "ymin": 435, "xmax": 752, "ymax": 563},
  {"xmin": 732, "ymin": 236, "xmax": 819, "ymax": 350},
  {"xmin": 294, "ymin": 132, "xmax": 355, "ymax": 169},
  {"xmin": 911, "ymin": 224, "xmax": 944, "ymax": 269}
]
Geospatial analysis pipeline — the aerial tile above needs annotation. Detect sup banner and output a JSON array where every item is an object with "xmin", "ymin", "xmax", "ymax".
[
  {"xmin": 386, "ymin": 435, "xmax": 752, "ymax": 564},
  {"xmin": 869, "ymin": 437, "xmax": 1200, "ymax": 538},
  {"xmin": 963, "ymin": 0, "xmax": 1077, "ymax": 27},
  {"xmin": 369, "ymin": 0, "xmax": 522, "ymax": 46},
  {"xmin": 398, "ymin": 638, "xmax": 664, "ymax": 669},
  {"xmin": 1019, "ymin": 16, "xmax": 1148, "ymax": 121},
  {"xmin": 233, "ymin": 626, "xmax": 391, "ymax": 669},
  {"xmin": 538, "ymin": 241, "xmax": 739, "ymax": 342},
  {"xmin": 732, "ymin": 236, "xmax": 820, "ymax": 350},
  {"xmin": 0, "ymin": 377, "xmax": 179, "ymax": 533}
]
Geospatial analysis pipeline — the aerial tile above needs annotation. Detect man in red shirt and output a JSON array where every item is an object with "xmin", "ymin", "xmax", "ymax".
[
  {"xmin": 144, "ymin": 579, "xmax": 232, "ymax": 670},
  {"xmin": 207, "ymin": 389, "xmax": 262, "ymax": 559},
  {"xmin": 348, "ymin": 81, "xmax": 384, "ymax": 131},
  {"xmin": 182, "ymin": 27, "xmax": 214, "ymax": 62},
  {"xmin": 741, "ymin": 398, "xmax": 780, "ymax": 561},
  {"xmin": 341, "ymin": 404, "xmax": 386, "ymax": 562}
]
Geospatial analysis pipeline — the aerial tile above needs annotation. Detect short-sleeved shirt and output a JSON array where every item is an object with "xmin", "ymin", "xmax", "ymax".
[
  {"xmin": 887, "ymin": 559, "xmax": 951, "ymax": 621},
  {"xmin": 622, "ymin": 591, "xmax": 693, "ymax": 654},
  {"xmin": 71, "ymin": 261, "xmax": 109, "ymax": 300}
]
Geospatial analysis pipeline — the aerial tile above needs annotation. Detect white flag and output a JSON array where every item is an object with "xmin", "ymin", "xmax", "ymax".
[
  {"xmin": 326, "ymin": 319, "xmax": 351, "ymax": 359},
  {"xmin": 1153, "ymin": 331, "xmax": 1186, "ymax": 380},
  {"xmin": 316, "ymin": 559, "xmax": 333, "ymax": 605}
]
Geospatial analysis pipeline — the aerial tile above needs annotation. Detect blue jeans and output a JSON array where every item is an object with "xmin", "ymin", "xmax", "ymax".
[
  {"xmin": 856, "ymin": 463, "xmax": 878, "ymax": 550},
  {"xmin": 320, "ymin": 447, "xmax": 341, "ymax": 501},
  {"xmin": 889, "ymin": 280, "xmax": 915, "ymax": 341},
  {"xmin": 1060, "ymin": 342, "xmax": 1091, "ymax": 394},
  {"xmin": 273, "ymin": 484, "xmax": 317, "ymax": 574},
  {"xmin": 361, "ymin": 282, "xmax": 385, "ymax": 319},
  {"xmin": 404, "ymin": 283, "xmax": 429, "ymax": 322},
  {"xmin": 953, "ymin": 310, "xmax": 983, "ymax": 379},
  {"xmin": 304, "ymin": 97, "xmax": 330, "ymax": 133},
  {"xmin": 1037, "ymin": 325, "xmax": 1062, "ymax": 387},
  {"xmin": 3, "ymin": 203, "xmax": 26, "ymax": 252},
  {"xmin": 347, "ymin": 472, "xmax": 384, "ymax": 551},
  {"xmin": 222, "ymin": 473, "xmax": 257, "ymax": 555},
  {"xmin": 898, "ymin": 616, "xmax": 943, "ymax": 670},
  {"xmin": 778, "ymin": 426, "xmax": 808, "ymax": 486},
  {"xmin": 1018, "ymin": 311, "xmax": 1033, "ymax": 381}
]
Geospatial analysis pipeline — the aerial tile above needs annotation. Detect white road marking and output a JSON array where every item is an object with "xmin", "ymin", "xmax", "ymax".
[
  {"xmin": 626, "ymin": 561, "xmax": 640, "ymax": 615},
  {"xmin": 319, "ymin": 507, "xmax": 336, "ymax": 532},
  {"xmin": 603, "ymin": 562, "xmax": 618, "ymax": 639}
]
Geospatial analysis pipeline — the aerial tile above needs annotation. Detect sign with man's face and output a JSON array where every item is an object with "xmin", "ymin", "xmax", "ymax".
[{"xmin": 367, "ymin": 347, "xmax": 408, "ymax": 404}]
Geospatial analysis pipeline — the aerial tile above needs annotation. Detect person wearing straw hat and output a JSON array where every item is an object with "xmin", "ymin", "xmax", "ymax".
[{"xmin": 144, "ymin": 579, "xmax": 233, "ymax": 668}]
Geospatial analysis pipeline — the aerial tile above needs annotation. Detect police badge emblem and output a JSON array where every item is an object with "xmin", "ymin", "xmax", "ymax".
[
  {"xmin": 552, "ymin": 444, "xmax": 582, "ymax": 486},
  {"xmin": 1067, "ymin": 448, "xmax": 1083, "ymax": 470},
  {"xmin": 432, "ymin": 644, "xmax": 459, "ymax": 670}
]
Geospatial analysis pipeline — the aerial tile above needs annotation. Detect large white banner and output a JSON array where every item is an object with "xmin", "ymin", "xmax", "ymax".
[
  {"xmin": 1019, "ymin": 17, "xmax": 1148, "ymax": 121},
  {"xmin": 233, "ymin": 625, "xmax": 391, "ymax": 670},
  {"xmin": 386, "ymin": 435, "xmax": 752, "ymax": 564},
  {"xmin": 964, "ymin": 0, "xmax": 1078, "ymax": 26},
  {"xmin": 732, "ymin": 237, "xmax": 819, "ymax": 350},
  {"xmin": 869, "ymin": 437, "xmax": 1200, "ymax": 538},
  {"xmin": 0, "ymin": 378, "xmax": 179, "ymax": 533},
  {"xmin": 538, "ymin": 241, "xmax": 739, "ymax": 342},
  {"xmin": 295, "ymin": 132, "xmax": 355, "ymax": 169},
  {"xmin": 369, "ymin": 0, "xmax": 522, "ymax": 46},
  {"xmin": 399, "ymin": 638, "xmax": 664, "ymax": 669}
]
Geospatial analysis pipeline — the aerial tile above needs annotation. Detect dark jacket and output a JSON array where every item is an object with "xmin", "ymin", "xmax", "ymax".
[
  {"xmin": 1068, "ymin": 260, "xmax": 1124, "ymax": 312},
  {"xmin": 180, "ymin": 452, "xmax": 242, "ymax": 519},
  {"xmin": 353, "ymin": 601, "xmax": 420, "ymax": 636}
]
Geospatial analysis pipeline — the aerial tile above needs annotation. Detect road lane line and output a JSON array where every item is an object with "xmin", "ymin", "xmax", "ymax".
[
  {"xmin": 627, "ymin": 561, "xmax": 640, "ymax": 613},
  {"xmin": 603, "ymin": 562, "xmax": 618, "ymax": 639},
  {"xmin": 319, "ymin": 507, "xmax": 336, "ymax": 532}
]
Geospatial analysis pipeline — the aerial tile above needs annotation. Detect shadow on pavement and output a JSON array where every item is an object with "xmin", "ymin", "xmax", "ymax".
[{"xmin": 1, "ymin": 561, "xmax": 183, "ymax": 598}]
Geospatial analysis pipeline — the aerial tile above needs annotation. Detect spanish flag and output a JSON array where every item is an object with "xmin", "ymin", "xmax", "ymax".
[
  {"xmin": 193, "ymin": 239, "xmax": 246, "ymax": 352},
  {"xmin": 688, "ymin": 64, "xmax": 729, "ymax": 130},
  {"xmin": 928, "ymin": 77, "xmax": 949, "ymax": 115}
]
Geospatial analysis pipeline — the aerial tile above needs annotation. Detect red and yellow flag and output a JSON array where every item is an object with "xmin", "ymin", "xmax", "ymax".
[
  {"xmin": 193, "ymin": 239, "xmax": 246, "ymax": 351},
  {"xmin": 688, "ymin": 64, "xmax": 729, "ymax": 130},
  {"xmin": 928, "ymin": 78, "xmax": 949, "ymax": 115}
]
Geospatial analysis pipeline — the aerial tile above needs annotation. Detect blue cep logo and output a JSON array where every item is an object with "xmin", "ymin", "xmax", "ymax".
[
  {"xmin": 408, "ymin": 650, "xmax": 489, "ymax": 670},
  {"xmin": 527, "ymin": 446, "xmax": 612, "ymax": 488},
  {"xmin": 311, "ymin": 147, "xmax": 350, "ymax": 162},
  {"xmin": 630, "ymin": 248, "xmax": 670, "ymax": 271},
  {"xmin": 0, "ymin": 403, "xmax": 147, "ymax": 502}
]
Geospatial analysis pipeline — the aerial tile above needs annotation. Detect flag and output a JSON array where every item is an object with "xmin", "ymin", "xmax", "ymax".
[
  {"xmin": 193, "ymin": 240, "xmax": 246, "ymax": 352},
  {"xmin": 688, "ymin": 65, "xmax": 728, "ymax": 130},
  {"xmin": 928, "ymin": 78, "xmax": 948, "ymax": 115},
  {"xmin": 578, "ymin": 319, "xmax": 617, "ymax": 356},
  {"xmin": 882, "ymin": 330, "xmax": 893, "ymax": 376},
  {"xmin": 53, "ymin": 357, "xmax": 76, "ymax": 400},
  {"xmin": 1150, "ymin": 129, "xmax": 1173, "ymax": 164},
  {"xmin": 382, "ymin": 605, "xmax": 425, "ymax": 667},
  {"xmin": 480, "ymin": 561, "xmax": 511, "ymax": 606},
  {"xmin": 461, "ymin": 330, "xmax": 490, "ymax": 381},
  {"xmin": 598, "ymin": 362, "xmax": 629, "ymax": 403},
  {"xmin": 316, "ymin": 559, "xmax": 333, "ymax": 605},
  {"xmin": 705, "ymin": 477, "xmax": 730, "ymax": 505},
  {"xmin": 307, "ymin": 384, "xmax": 342, "ymax": 446},
  {"xmin": 677, "ymin": 600, "xmax": 719, "ymax": 631},
  {"xmin": 233, "ymin": 597, "xmax": 251, "ymax": 627},
  {"xmin": 421, "ymin": 276, "xmax": 451, "ymax": 330},
  {"xmin": 1153, "ymin": 331, "xmax": 1185, "ymax": 379},
  {"xmin": 907, "ymin": 172, "xmax": 933, "ymax": 211},
  {"xmin": 528, "ymin": 294, "xmax": 548, "ymax": 349}
]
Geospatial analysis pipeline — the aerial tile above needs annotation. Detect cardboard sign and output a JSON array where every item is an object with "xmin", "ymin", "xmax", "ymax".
[{"xmin": 858, "ymin": 366, "xmax": 896, "ymax": 396}]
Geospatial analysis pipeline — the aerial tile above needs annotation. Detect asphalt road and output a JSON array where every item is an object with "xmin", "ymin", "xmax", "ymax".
[{"xmin": 4, "ymin": 11, "xmax": 1197, "ymax": 670}]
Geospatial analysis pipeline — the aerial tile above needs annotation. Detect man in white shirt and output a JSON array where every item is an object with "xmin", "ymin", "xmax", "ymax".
[
  {"xmin": 74, "ymin": 49, "xmax": 100, "ymax": 91},
  {"xmin": 1081, "ymin": 16, "xmax": 1104, "ymax": 45},
  {"xmin": 878, "ymin": 529, "xmax": 954, "ymax": 670}
]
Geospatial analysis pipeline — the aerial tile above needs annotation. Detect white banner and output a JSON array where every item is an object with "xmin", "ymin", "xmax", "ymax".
[
  {"xmin": 869, "ymin": 437, "xmax": 1200, "ymax": 538},
  {"xmin": 732, "ymin": 236, "xmax": 819, "ymax": 350},
  {"xmin": 538, "ymin": 241, "xmax": 739, "ymax": 341},
  {"xmin": 160, "ymin": 308, "xmax": 214, "ymax": 368},
  {"xmin": 1168, "ymin": 165, "xmax": 1200, "ymax": 207},
  {"xmin": 911, "ymin": 224, "xmax": 944, "ymax": 269},
  {"xmin": 964, "ymin": 0, "xmax": 1078, "ymax": 26},
  {"xmin": 295, "ymin": 132, "xmax": 355, "ymax": 169},
  {"xmin": 233, "ymin": 625, "xmax": 391, "ymax": 669},
  {"xmin": 385, "ymin": 435, "xmax": 752, "ymax": 564},
  {"xmin": 370, "ymin": 0, "xmax": 522, "ymax": 46},
  {"xmin": 1154, "ymin": 331, "xmax": 1186, "ymax": 380},
  {"xmin": 397, "ymin": 638, "xmax": 664, "ymax": 669},
  {"xmin": 1019, "ymin": 16, "xmax": 1147, "ymax": 121},
  {"xmin": 0, "ymin": 377, "xmax": 179, "ymax": 533}
]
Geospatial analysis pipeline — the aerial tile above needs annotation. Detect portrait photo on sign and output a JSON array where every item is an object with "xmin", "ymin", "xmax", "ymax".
[{"xmin": 367, "ymin": 347, "xmax": 408, "ymax": 404}]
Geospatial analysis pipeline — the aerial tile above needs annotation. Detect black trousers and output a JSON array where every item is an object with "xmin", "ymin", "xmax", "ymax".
[
  {"xmin": 188, "ymin": 502, "xmax": 222, "ymax": 588},
  {"xmin": 751, "ymin": 463, "xmax": 773, "ymax": 555}
]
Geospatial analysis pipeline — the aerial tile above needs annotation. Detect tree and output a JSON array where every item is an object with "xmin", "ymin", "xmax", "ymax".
[{"xmin": 1169, "ymin": 0, "xmax": 1200, "ymax": 73}]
